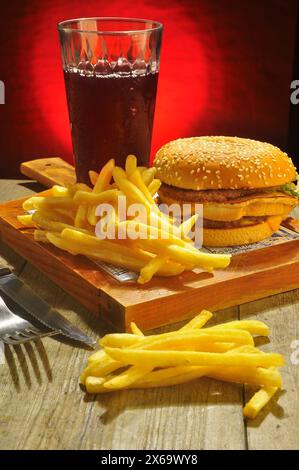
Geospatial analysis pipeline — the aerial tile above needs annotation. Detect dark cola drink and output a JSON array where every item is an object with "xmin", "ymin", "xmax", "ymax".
[{"xmin": 63, "ymin": 59, "xmax": 159, "ymax": 183}]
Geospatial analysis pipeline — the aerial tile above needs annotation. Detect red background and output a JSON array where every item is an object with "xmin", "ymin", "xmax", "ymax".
[{"xmin": 0, "ymin": 0, "xmax": 297, "ymax": 177}]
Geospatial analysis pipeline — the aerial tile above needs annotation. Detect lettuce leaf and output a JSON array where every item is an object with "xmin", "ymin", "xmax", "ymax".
[{"xmin": 279, "ymin": 182, "xmax": 299, "ymax": 198}]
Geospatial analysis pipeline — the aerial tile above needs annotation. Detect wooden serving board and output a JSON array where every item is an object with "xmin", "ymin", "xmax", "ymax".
[{"xmin": 1, "ymin": 158, "xmax": 299, "ymax": 332}]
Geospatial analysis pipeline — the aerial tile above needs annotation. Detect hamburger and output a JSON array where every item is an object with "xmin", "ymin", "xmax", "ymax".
[{"xmin": 153, "ymin": 136, "xmax": 299, "ymax": 246}]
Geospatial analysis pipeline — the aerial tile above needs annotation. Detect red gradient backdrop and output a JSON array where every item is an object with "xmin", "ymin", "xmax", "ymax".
[{"xmin": 0, "ymin": 0, "xmax": 297, "ymax": 177}]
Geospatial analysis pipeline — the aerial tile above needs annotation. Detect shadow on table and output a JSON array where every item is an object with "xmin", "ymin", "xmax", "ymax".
[
  {"xmin": 18, "ymin": 181, "xmax": 45, "ymax": 193},
  {"xmin": 245, "ymin": 389, "xmax": 286, "ymax": 427},
  {"xmin": 4, "ymin": 339, "xmax": 53, "ymax": 392},
  {"xmin": 83, "ymin": 377, "xmax": 244, "ymax": 424},
  {"xmin": 82, "ymin": 375, "xmax": 286, "ymax": 427}
]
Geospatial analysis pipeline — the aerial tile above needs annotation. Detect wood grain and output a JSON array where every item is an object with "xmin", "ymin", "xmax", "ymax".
[
  {"xmin": 20, "ymin": 158, "xmax": 76, "ymax": 188},
  {"xmin": 240, "ymin": 291, "xmax": 299, "ymax": 450},
  {"xmin": 0, "ymin": 180, "xmax": 298, "ymax": 450},
  {"xmin": 1, "ymin": 192, "xmax": 299, "ymax": 332}
]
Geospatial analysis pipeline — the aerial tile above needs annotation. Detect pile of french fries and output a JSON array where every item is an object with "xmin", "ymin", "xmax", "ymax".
[
  {"xmin": 80, "ymin": 310, "xmax": 284, "ymax": 419},
  {"xmin": 18, "ymin": 156, "xmax": 231, "ymax": 283}
]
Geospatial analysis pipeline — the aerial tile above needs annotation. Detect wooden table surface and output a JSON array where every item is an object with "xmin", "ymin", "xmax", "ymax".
[{"xmin": 0, "ymin": 179, "xmax": 299, "ymax": 450}]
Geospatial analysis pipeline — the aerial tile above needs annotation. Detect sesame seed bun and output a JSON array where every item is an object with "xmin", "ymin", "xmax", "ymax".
[
  {"xmin": 154, "ymin": 136, "xmax": 296, "ymax": 190},
  {"xmin": 154, "ymin": 136, "xmax": 298, "ymax": 246}
]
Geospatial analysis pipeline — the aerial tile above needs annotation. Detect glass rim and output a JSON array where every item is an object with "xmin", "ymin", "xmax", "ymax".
[{"xmin": 58, "ymin": 16, "xmax": 163, "ymax": 35}]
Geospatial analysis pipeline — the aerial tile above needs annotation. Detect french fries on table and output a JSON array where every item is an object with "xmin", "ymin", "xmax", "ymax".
[
  {"xmin": 18, "ymin": 156, "xmax": 231, "ymax": 283},
  {"xmin": 80, "ymin": 310, "xmax": 284, "ymax": 419}
]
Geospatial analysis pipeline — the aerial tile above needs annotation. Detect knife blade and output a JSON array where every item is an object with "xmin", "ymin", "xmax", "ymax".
[{"xmin": 0, "ymin": 269, "xmax": 96, "ymax": 348}]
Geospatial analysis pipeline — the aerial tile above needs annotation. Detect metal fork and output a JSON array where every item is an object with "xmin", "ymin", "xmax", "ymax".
[{"xmin": 0, "ymin": 295, "xmax": 58, "ymax": 345}]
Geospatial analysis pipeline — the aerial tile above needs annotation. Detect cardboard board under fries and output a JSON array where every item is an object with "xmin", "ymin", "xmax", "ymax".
[{"xmin": 0, "ymin": 158, "xmax": 298, "ymax": 332}]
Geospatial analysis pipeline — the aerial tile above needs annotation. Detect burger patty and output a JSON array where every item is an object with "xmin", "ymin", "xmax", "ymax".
[
  {"xmin": 160, "ymin": 183, "xmax": 281, "ymax": 203},
  {"xmin": 203, "ymin": 216, "xmax": 267, "ymax": 229}
]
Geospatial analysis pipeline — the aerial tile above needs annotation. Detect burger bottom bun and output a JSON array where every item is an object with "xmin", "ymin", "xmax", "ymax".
[{"xmin": 203, "ymin": 215, "xmax": 283, "ymax": 247}]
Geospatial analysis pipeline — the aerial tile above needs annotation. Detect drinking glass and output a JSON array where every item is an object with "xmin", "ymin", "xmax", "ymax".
[{"xmin": 58, "ymin": 17, "xmax": 163, "ymax": 183}]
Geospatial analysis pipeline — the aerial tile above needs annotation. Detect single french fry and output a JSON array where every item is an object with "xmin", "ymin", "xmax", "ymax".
[
  {"xmin": 83, "ymin": 358, "xmax": 123, "ymax": 383},
  {"xmin": 180, "ymin": 310, "xmax": 213, "ymax": 330},
  {"xmin": 135, "ymin": 238, "xmax": 230, "ymax": 270},
  {"xmin": 73, "ymin": 189, "xmax": 119, "ymax": 205},
  {"xmin": 104, "ymin": 347, "xmax": 284, "ymax": 368},
  {"xmin": 148, "ymin": 179, "xmax": 161, "ymax": 196},
  {"xmin": 207, "ymin": 320, "xmax": 270, "ymax": 337},
  {"xmin": 100, "ymin": 329, "xmax": 254, "ymax": 350},
  {"xmin": 46, "ymin": 233, "xmax": 80, "ymax": 255},
  {"xmin": 23, "ymin": 196, "xmax": 77, "ymax": 211},
  {"xmin": 125, "ymin": 155, "xmax": 138, "ymax": 177},
  {"xmin": 52, "ymin": 185, "xmax": 69, "ymax": 197},
  {"xmin": 162, "ymin": 244, "xmax": 231, "ymax": 270},
  {"xmin": 89, "ymin": 170, "xmax": 99, "ymax": 186},
  {"xmin": 80, "ymin": 349, "xmax": 109, "ymax": 384},
  {"xmin": 142, "ymin": 167, "xmax": 156, "ymax": 186},
  {"xmin": 207, "ymin": 367, "xmax": 282, "ymax": 388},
  {"xmin": 180, "ymin": 214, "xmax": 199, "ymax": 239},
  {"xmin": 88, "ymin": 349, "xmax": 106, "ymax": 365},
  {"xmin": 17, "ymin": 214, "xmax": 36, "ymax": 227},
  {"xmin": 85, "ymin": 376, "xmax": 110, "ymax": 394},
  {"xmin": 135, "ymin": 365, "xmax": 210, "ymax": 388},
  {"xmin": 99, "ymin": 333, "xmax": 143, "ymax": 348},
  {"xmin": 138, "ymin": 166, "xmax": 147, "ymax": 175},
  {"xmin": 93, "ymin": 158, "xmax": 115, "ymax": 193},
  {"xmin": 67, "ymin": 183, "xmax": 92, "ymax": 198},
  {"xmin": 130, "ymin": 322, "xmax": 144, "ymax": 336},
  {"xmin": 74, "ymin": 205, "xmax": 88, "ymax": 228},
  {"xmin": 243, "ymin": 386, "xmax": 278, "ymax": 419},
  {"xmin": 87, "ymin": 206, "xmax": 98, "ymax": 226},
  {"xmin": 103, "ymin": 365, "xmax": 153, "ymax": 390},
  {"xmin": 100, "ymin": 334, "xmax": 235, "ymax": 354},
  {"xmin": 87, "ymin": 375, "xmax": 108, "ymax": 392},
  {"xmin": 138, "ymin": 255, "xmax": 169, "ymax": 284}
]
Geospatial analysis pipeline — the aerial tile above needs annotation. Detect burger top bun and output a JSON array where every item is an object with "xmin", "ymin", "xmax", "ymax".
[{"xmin": 153, "ymin": 136, "xmax": 297, "ymax": 191}]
